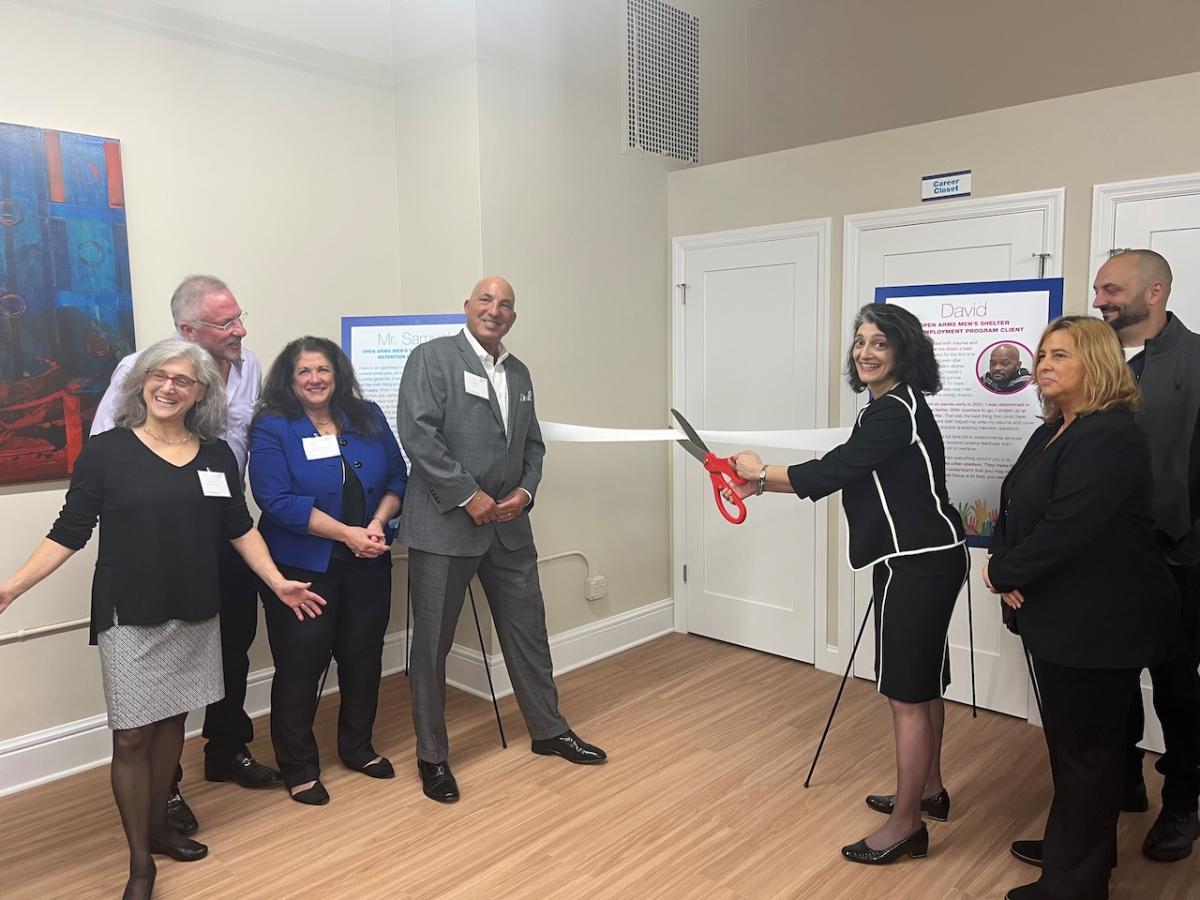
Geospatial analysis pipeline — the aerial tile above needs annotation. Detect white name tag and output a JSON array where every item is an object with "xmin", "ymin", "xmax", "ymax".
[
  {"xmin": 464, "ymin": 371, "xmax": 489, "ymax": 399},
  {"xmin": 198, "ymin": 469, "xmax": 232, "ymax": 498},
  {"xmin": 302, "ymin": 434, "xmax": 341, "ymax": 460}
]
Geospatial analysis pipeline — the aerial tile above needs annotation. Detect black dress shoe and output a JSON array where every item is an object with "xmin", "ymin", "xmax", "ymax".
[
  {"xmin": 864, "ymin": 788, "xmax": 950, "ymax": 821},
  {"xmin": 1123, "ymin": 778, "xmax": 1149, "ymax": 813},
  {"xmin": 1142, "ymin": 809, "xmax": 1200, "ymax": 862},
  {"xmin": 166, "ymin": 785, "xmax": 199, "ymax": 836},
  {"xmin": 530, "ymin": 730, "xmax": 607, "ymax": 765},
  {"xmin": 205, "ymin": 751, "xmax": 282, "ymax": 788},
  {"xmin": 123, "ymin": 864, "xmax": 156, "ymax": 900},
  {"xmin": 148, "ymin": 831, "xmax": 208, "ymax": 862},
  {"xmin": 289, "ymin": 782, "xmax": 330, "ymax": 806},
  {"xmin": 1010, "ymin": 839, "xmax": 1043, "ymax": 867},
  {"xmin": 1005, "ymin": 883, "xmax": 1050, "ymax": 900},
  {"xmin": 418, "ymin": 759, "xmax": 459, "ymax": 803},
  {"xmin": 841, "ymin": 823, "xmax": 928, "ymax": 864}
]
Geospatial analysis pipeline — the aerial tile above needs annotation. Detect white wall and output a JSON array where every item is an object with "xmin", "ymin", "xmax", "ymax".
[{"xmin": 0, "ymin": 0, "xmax": 402, "ymax": 741}]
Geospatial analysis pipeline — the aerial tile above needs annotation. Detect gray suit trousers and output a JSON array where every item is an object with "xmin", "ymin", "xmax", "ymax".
[{"xmin": 409, "ymin": 540, "xmax": 567, "ymax": 762}]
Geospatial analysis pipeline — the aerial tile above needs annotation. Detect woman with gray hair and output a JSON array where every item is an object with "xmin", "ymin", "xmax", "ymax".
[{"xmin": 0, "ymin": 338, "xmax": 326, "ymax": 900}]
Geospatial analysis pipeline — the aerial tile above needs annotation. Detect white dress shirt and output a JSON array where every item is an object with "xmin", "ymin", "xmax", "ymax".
[
  {"xmin": 89, "ymin": 333, "xmax": 262, "ymax": 480},
  {"xmin": 458, "ymin": 328, "xmax": 529, "ymax": 508}
]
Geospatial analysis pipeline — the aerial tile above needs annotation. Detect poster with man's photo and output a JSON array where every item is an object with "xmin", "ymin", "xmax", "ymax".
[{"xmin": 877, "ymin": 278, "xmax": 1063, "ymax": 547}]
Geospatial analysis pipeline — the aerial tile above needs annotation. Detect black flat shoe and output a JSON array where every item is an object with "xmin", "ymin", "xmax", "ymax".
[
  {"xmin": 864, "ymin": 788, "xmax": 950, "ymax": 821},
  {"xmin": 352, "ymin": 757, "xmax": 395, "ymax": 779},
  {"xmin": 166, "ymin": 785, "xmax": 199, "ymax": 836},
  {"xmin": 1010, "ymin": 839, "xmax": 1043, "ymax": 867},
  {"xmin": 205, "ymin": 751, "xmax": 283, "ymax": 789},
  {"xmin": 122, "ymin": 864, "xmax": 156, "ymax": 900},
  {"xmin": 530, "ymin": 730, "xmax": 607, "ymax": 765},
  {"xmin": 841, "ymin": 823, "xmax": 928, "ymax": 865},
  {"xmin": 148, "ymin": 831, "xmax": 208, "ymax": 862},
  {"xmin": 418, "ymin": 759, "xmax": 459, "ymax": 803},
  {"xmin": 289, "ymin": 782, "xmax": 330, "ymax": 806}
]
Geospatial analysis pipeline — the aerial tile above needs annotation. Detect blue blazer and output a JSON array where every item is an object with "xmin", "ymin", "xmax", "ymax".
[{"xmin": 249, "ymin": 401, "xmax": 408, "ymax": 573}]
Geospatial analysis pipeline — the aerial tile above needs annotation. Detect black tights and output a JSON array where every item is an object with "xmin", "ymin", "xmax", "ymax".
[{"xmin": 110, "ymin": 713, "xmax": 185, "ymax": 900}]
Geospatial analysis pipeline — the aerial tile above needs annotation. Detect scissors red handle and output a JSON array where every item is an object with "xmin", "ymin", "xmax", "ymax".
[{"xmin": 704, "ymin": 452, "xmax": 747, "ymax": 525}]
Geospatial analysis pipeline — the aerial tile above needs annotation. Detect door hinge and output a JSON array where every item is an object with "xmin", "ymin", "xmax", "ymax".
[
  {"xmin": 682, "ymin": 564, "xmax": 687, "ymax": 583},
  {"xmin": 676, "ymin": 282, "xmax": 687, "ymax": 305}
]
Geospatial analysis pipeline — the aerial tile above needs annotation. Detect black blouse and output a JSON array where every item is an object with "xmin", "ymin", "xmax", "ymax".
[
  {"xmin": 47, "ymin": 429, "xmax": 254, "ymax": 643},
  {"xmin": 788, "ymin": 383, "xmax": 964, "ymax": 570}
]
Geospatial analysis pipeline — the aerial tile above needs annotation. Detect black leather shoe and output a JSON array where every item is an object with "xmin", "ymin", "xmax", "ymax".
[
  {"xmin": 204, "ymin": 751, "xmax": 282, "ymax": 789},
  {"xmin": 530, "ymin": 730, "xmax": 607, "ymax": 764},
  {"xmin": 1010, "ymin": 839, "xmax": 1043, "ymax": 867},
  {"xmin": 1005, "ymin": 883, "xmax": 1050, "ymax": 899},
  {"xmin": 841, "ymin": 823, "xmax": 928, "ymax": 864},
  {"xmin": 148, "ymin": 831, "xmax": 208, "ymax": 862},
  {"xmin": 352, "ymin": 756, "xmax": 395, "ymax": 779},
  {"xmin": 1123, "ymin": 778, "xmax": 1149, "ymax": 813},
  {"xmin": 289, "ymin": 782, "xmax": 330, "ymax": 806},
  {"xmin": 864, "ymin": 788, "xmax": 950, "ymax": 821},
  {"xmin": 166, "ymin": 785, "xmax": 199, "ymax": 836},
  {"xmin": 1142, "ymin": 809, "xmax": 1200, "ymax": 862},
  {"xmin": 418, "ymin": 760, "xmax": 459, "ymax": 803}
]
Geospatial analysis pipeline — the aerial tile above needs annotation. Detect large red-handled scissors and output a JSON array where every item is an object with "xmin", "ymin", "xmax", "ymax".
[{"xmin": 671, "ymin": 408, "xmax": 748, "ymax": 525}]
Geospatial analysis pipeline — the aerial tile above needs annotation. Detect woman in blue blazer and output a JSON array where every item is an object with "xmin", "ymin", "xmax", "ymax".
[{"xmin": 250, "ymin": 336, "xmax": 407, "ymax": 804}]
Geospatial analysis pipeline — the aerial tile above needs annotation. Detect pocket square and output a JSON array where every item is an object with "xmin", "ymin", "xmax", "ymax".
[{"xmin": 520, "ymin": 390, "xmax": 533, "ymax": 402}]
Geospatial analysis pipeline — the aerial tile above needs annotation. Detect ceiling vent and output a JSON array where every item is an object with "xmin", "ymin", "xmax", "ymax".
[{"xmin": 625, "ymin": 0, "xmax": 699, "ymax": 165}]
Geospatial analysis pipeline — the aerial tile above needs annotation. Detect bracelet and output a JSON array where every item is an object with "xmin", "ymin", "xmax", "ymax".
[{"xmin": 756, "ymin": 466, "xmax": 767, "ymax": 496}]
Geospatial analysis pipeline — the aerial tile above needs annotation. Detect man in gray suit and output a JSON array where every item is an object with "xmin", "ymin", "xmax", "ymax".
[{"xmin": 397, "ymin": 275, "xmax": 606, "ymax": 802}]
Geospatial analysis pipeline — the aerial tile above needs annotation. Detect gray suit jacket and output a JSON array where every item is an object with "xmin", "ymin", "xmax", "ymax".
[{"xmin": 396, "ymin": 331, "xmax": 544, "ymax": 556}]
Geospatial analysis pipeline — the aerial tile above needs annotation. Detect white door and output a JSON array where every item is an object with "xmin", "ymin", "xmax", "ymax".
[
  {"xmin": 1093, "ymin": 172, "xmax": 1200, "ymax": 752},
  {"xmin": 672, "ymin": 221, "xmax": 830, "ymax": 663},
  {"xmin": 840, "ymin": 189, "xmax": 1065, "ymax": 719}
]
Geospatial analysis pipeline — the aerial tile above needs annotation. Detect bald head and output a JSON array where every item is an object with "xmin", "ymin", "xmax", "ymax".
[
  {"xmin": 989, "ymin": 344, "xmax": 1022, "ymax": 383},
  {"xmin": 1093, "ymin": 250, "xmax": 1172, "ymax": 342},
  {"xmin": 464, "ymin": 275, "xmax": 517, "ymax": 357}
]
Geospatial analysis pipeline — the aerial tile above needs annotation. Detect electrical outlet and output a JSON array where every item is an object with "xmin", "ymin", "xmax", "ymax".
[{"xmin": 585, "ymin": 575, "xmax": 607, "ymax": 601}]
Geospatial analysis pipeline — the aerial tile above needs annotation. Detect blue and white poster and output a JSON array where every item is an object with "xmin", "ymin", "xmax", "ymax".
[{"xmin": 877, "ymin": 278, "xmax": 1063, "ymax": 548}]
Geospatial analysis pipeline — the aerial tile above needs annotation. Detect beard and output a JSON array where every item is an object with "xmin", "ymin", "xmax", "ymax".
[{"xmin": 1102, "ymin": 296, "xmax": 1151, "ymax": 332}]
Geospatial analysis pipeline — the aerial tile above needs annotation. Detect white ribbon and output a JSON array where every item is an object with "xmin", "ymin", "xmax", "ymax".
[{"xmin": 540, "ymin": 421, "xmax": 851, "ymax": 453}]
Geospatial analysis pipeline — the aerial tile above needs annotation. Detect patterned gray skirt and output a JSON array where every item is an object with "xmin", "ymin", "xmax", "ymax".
[{"xmin": 97, "ymin": 613, "xmax": 224, "ymax": 730}]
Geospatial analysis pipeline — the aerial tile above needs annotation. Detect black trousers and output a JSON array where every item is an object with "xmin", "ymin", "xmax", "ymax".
[
  {"xmin": 1032, "ymin": 656, "xmax": 1140, "ymax": 900},
  {"xmin": 1124, "ymin": 562, "xmax": 1200, "ymax": 814},
  {"xmin": 199, "ymin": 541, "xmax": 260, "ymax": 759},
  {"xmin": 263, "ymin": 558, "xmax": 392, "ymax": 788}
]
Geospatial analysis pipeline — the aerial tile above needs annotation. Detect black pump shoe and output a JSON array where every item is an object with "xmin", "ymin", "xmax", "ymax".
[
  {"xmin": 289, "ymin": 782, "xmax": 330, "ymax": 806},
  {"xmin": 841, "ymin": 823, "xmax": 929, "ymax": 865},
  {"xmin": 865, "ymin": 788, "xmax": 950, "ymax": 821},
  {"xmin": 148, "ymin": 831, "xmax": 208, "ymax": 862}
]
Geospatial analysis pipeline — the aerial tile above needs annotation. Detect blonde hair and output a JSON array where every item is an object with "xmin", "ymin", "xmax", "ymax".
[{"xmin": 1036, "ymin": 316, "xmax": 1140, "ymax": 421}]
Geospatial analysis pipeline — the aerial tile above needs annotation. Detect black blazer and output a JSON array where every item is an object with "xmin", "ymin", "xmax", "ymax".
[
  {"xmin": 988, "ymin": 409, "xmax": 1179, "ymax": 669},
  {"xmin": 788, "ymin": 383, "xmax": 964, "ymax": 570}
]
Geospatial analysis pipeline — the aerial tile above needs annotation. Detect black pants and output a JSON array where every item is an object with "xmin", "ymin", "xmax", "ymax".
[
  {"xmin": 200, "ymin": 541, "xmax": 260, "ymax": 759},
  {"xmin": 263, "ymin": 558, "xmax": 391, "ymax": 788},
  {"xmin": 1124, "ymin": 562, "xmax": 1200, "ymax": 814},
  {"xmin": 1032, "ymin": 656, "xmax": 1140, "ymax": 900}
]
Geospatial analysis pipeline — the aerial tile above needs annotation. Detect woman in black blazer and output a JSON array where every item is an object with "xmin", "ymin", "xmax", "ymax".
[
  {"xmin": 730, "ymin": 303, "xmax": 966, "ymax": 865},
  {"xmin": 984, "ymin": 316, "xmax": 1180, "ymax": 900}
]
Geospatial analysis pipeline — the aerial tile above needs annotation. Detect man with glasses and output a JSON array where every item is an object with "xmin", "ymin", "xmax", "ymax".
[{"xmin": 91, "ymin": 275, "xmax": 279, "ymax": 836}]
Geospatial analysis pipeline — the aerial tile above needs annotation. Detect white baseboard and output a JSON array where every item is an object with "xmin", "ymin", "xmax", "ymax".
[{"xmin": 0, "ymin": 598, "xmax": 673, "ymax": 797}]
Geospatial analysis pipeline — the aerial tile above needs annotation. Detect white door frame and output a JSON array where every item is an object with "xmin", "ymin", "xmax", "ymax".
[
  {"xmin": 670, "ymin": 219, "xmax": 833, "ymax": 666},
  {"xmin": 835, "ymin": 188, "xmax": 1066, "ymax": 675},
  {"xmin": 1091, "ymin": 172, "xmax": 1200, "ymax": 278}
]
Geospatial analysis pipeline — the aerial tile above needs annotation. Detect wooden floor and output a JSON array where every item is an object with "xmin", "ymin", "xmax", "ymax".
[{"xmin": 2, "ymin": 633, "xmax": 1198, "ymax": 899}]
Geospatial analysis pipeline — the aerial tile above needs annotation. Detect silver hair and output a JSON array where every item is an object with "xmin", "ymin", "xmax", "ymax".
[
  {"xmin": 112, "ymin": 339, "xmax": 228, "ymax": 440},
  {"xmin": 169, "ymin": 275, "xmax": 229, "ymax": 327}
]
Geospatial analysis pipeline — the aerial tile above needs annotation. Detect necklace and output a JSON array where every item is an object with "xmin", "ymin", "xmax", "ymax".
[{"xmin": 144, "ymin": 426, "xmax": 194, "ymax": 445}]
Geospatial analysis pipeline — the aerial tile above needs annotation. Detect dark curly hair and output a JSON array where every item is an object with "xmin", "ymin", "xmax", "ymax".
[
  {"xmin": 844, "ymin": 303, "xmax": 942, "ymax": 395},
  {"xmin": 256, "ymin": 336, "xmax": 378, "ymax": 435}
]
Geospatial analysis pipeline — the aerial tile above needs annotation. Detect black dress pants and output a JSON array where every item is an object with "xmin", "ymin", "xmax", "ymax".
[
  {"xmin": 263, "ymin": 558, "xmax": 392, "ymax": 788},
  {"xmin": 1124, "ymin": 563, "xmax": 1200, "ymax": 813},
  {"xmin": 1032, "ymin": 656, "xmax": 1141, "ymax": 900},
  {"xmin": 200, "ymin": 540, "xmax": 260, "ymax": 758}
]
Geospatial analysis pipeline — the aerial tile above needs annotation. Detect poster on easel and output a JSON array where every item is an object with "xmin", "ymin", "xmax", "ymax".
[{"xmin": 877, "ymin": 278, "xmax": 1063, "ymax": 547}]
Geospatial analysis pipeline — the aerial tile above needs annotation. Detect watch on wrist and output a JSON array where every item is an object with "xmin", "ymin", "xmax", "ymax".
[{"xmin": 756, "ymin": 466, "xmax": 768, "ymax": 496}]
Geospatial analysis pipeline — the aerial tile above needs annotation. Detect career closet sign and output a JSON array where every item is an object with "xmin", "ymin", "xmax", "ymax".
[{"xmin": 877, "ymin": 279, "xmax": 1064, "ymax": 548}]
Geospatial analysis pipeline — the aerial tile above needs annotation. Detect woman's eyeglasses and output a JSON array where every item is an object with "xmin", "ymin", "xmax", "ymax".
[{"xmin": 145, "ymin": 369, "xmax": 199, "ymax": 390}]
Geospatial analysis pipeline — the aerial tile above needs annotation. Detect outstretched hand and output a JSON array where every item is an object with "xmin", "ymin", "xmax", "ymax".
[{"xmin": 275, "ymin": 581, "xmax": 328, "ymax": 621}]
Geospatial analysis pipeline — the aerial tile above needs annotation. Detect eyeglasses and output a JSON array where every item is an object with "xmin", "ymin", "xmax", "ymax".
[
  {"xmin": 146, "ymin": 369, "xmax": 200, "ymax": 390},
  {"xmin": 192, "ymin": 311, "xmax": 248, "ymax": 333}
]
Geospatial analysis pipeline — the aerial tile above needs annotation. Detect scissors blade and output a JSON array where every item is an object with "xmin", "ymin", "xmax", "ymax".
[
  {"xmin": 677, "ymin": 438, "xmax": 708, "ymax": 464},
  {"xmin": 670, "ymin": 408, "xmax": 709, "ymax": 453}
]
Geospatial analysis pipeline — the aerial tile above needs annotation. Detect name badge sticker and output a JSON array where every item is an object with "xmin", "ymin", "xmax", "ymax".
[
  {"xmin": 198, "ymin": 469, "xmax": 232, "ymax": 498},
  {"xmin": 302, "ymin": 434, "xmax": 341, "ymax": 460},
  {"xmin": 464, "ymin": 371, "xmax": 489, "ymax": 399}
]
